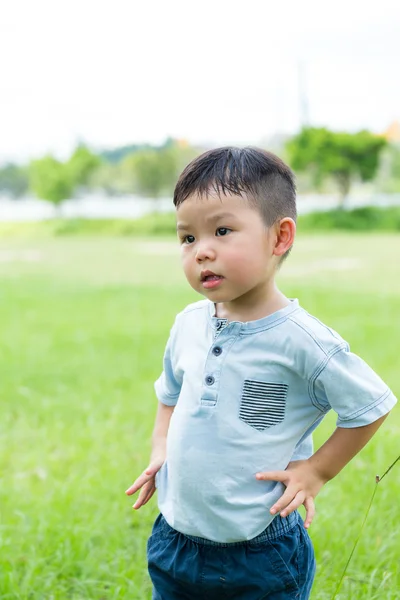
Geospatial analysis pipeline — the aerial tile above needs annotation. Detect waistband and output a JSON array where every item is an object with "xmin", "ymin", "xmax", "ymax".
[{"xmin": 181, "ymin": 511, "xmax": 299, "ymax": 547}]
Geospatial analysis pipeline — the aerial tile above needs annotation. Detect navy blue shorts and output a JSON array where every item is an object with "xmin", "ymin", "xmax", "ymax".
[{"xmin": 147, "ymin": 511, "xmax": 316, "ymax": 599}]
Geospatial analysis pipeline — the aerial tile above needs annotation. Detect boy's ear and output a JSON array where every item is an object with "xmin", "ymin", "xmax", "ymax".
[{"xmin": 272, "ymin": 218, "xmax": 296, "ymax": 257}]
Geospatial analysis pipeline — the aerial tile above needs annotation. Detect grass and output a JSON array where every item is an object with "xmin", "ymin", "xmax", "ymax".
[{"xmin": 0, "ymin": 233, "xmax": 399, "ymax": 599}]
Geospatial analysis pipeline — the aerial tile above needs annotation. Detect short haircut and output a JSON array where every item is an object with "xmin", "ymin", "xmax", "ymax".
[
  {"xmin": 173, "ymin": 146, "xmax": 297, "ymax": 225},
  {"xmin": 173, "ymin": 147, "xmax": 297, "ymax": 261}
]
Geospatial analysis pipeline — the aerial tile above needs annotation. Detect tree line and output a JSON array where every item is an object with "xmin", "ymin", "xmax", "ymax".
[{"xmin": 1, "ymin": 129, "xmax": 400, "ymax": 209}]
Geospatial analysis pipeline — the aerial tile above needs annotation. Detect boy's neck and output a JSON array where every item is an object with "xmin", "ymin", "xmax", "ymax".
[{"xmin": 214, "ymin": 285, "xmax": 290, "ymax": 323}]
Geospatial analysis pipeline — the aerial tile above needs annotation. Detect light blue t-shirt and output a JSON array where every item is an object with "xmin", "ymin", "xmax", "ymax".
[{"xmin": 154, "ymin": 299, "xmax": 397, "ymax": 542}]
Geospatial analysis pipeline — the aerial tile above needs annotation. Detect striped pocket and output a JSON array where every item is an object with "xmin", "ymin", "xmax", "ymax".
[{"xmin": 239, "ymin": 380, "xmax": 288, "ymax": 431}]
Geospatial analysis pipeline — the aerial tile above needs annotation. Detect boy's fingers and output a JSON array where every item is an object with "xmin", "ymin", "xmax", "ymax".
[
  {"xmin": 125, "ymin": 477, "xmax": 146, "ymax": 496},
  {"xmin": 270, "ymin": 486, "xmax": 298, "ymax": 515},
  {"xmin": 126, "ymin": 461, "xmax": 164, "ymax": 496},
  {"xmin": 145, "ymin": 461, "xmax": 163, "ymax": 476},
  {"xmin": 133, "ymin": 481, "xmax": 155, "ymax": 509},
  {"xmin": 125, "ymin": 470, "xmax": 153, "ymax": 495},
  {"xmin": 303, "ymin": 497, "xmax": 315, "ymax": 529},
  {"xmin": 133, "ymin": 485, "xmax": 149, "ymax": 509},
  {"xmin": 279, "ymin": 491, "xmax": 305, "ymax": 517},
  {"xmin": 140, "ymin": 485, "xmax": 156, "ymax": 508},
  {"xmin": 256, "ymin": 470, "xmax": 289, "ymax": 483},
  {"xmin": 125, "ymin": 483, "xmax": 139, "ymax": 496}
]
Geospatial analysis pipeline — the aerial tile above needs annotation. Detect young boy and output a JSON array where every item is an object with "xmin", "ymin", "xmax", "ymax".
[{"xmin": 126, "ymin": 147, "xmax": 397, "ymax": 599}]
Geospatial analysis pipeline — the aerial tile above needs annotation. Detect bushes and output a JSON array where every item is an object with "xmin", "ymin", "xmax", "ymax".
[
  {"xmin": 298, "ymin": 206, "xmax": 400, "ymax": 232},
  {"xmin": 0, "ymin": 206, "xmax": 399, "ymax": 238},
  {"xmin": 53, "ymin": 213, "xmax": 177, "ymax": 236},
  {"xmin": 0, "ymin": 213, "xmax": 178, "ymax": 238}
]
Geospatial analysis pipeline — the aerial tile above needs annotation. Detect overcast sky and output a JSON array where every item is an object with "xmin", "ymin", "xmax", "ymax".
[{"xmin": 1, "ymin": 0, "xmax": 399, "ymax": 163}]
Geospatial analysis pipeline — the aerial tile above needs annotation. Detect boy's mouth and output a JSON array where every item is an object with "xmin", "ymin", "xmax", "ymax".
[
  {"xmin": 200, "ymin": 270, "xmax": 224, "ymax": 289},
  {"xmin": 200, "ymin": 270, "xmax": 222, "ymax": 281}
]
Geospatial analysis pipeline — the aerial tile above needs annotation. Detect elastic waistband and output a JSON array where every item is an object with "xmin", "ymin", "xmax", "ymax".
[{"xmin": 182, "ymin": 511, "xmax": 299, "ymax": 547}]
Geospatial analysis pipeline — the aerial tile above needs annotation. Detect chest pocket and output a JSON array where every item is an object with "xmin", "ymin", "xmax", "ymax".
[{"xmin": 239, "ymin": 380, "xmax": 288, "ymax": 431}]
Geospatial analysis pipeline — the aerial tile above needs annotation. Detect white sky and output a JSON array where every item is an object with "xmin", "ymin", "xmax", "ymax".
[{"xmin": 1, "ymin": 0, "xmax": 399, "ymax": 163}]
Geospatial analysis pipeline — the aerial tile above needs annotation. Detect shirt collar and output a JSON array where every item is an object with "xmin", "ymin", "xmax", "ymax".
[{"xmin": 208, "ymin": 299, "xmax": 300, "ymax": 333}]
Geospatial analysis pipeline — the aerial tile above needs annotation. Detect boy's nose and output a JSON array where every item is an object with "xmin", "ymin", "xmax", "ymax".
[{"xmin": 195, "ymin": 244, "xmax": 216, "ymax": 263}]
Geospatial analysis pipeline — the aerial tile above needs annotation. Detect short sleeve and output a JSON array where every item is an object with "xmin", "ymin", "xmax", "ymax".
[
  {"xmin": 312, "ymin": 345, "xmax": 397, "ymax": 428},
  {"xmin": 154, "ymin": 322, "xmax": 182, "ymax": 406}
]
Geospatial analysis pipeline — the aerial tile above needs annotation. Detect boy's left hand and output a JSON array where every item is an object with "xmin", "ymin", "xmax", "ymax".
[{"xmin": 256, "ymin": 460, "xmax": 326, "ymax": 529}]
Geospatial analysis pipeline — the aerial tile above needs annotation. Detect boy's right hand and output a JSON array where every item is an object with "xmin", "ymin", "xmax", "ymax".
[{"xmin": 125, "ymin": 457, "xmax": 164, "ymax": 509}]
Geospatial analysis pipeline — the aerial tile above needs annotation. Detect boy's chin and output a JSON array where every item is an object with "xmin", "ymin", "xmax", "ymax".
[
  {"xmin": 188, "ymin": 281, "xmax": 240, "ymax": 303},
  {"xmin": 200, "ymin": 290, "xmax": 236, "ymax": 303}
]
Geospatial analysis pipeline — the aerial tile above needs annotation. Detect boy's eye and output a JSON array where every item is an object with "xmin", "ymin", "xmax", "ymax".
[
  {"xmin": 183, "ymin": 235, "xmax": 195, "ymax": 244},
  {"xmin": 216, "ymin": 227, "xmax": 231, "ymax": 237}
]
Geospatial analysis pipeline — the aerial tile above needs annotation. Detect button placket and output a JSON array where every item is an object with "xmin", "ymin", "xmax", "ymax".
[{"xmin": 201, "ymin": 326, "xmax": 240, "ymax": 407}]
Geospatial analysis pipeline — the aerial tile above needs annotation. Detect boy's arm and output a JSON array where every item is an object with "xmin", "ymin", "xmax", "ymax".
[
  {"xmin": 256, "ymin": 413, "xmax": 389, "ymax": 528},
  {"xmin": 125, "ymin": 401, "xmax": 174, "ymax": 509},
  {"xmin": 149, "ymin": 401, "xmax": 175, "ymax": 462},
  {"xmin": 308, "ymin": 413, "xmax": 388, "ymax": 482}
]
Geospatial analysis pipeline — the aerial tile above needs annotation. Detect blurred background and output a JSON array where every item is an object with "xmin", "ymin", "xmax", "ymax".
[
  {"xmin": 1, "ymin": 2, "xmax": 399, "ymax": 599},
  {"xmin": 1, "ymin": 0, "xmax": 400, "ymax": 225}
]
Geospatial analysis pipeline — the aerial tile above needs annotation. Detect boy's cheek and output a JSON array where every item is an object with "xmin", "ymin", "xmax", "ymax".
[
  {"xmin": 183, "ymin": 267, "xmax": 200, "ymax": 290},
  {"xmin": 182, "ymin": 262, "xmax": 194, "ymax": 281},
  {"xmin": 182, "ymin": 257, "xmax": 197, "ymax": 278}
]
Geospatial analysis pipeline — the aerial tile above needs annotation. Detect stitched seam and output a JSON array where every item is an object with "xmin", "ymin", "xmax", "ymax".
[
  {"xmin": 288, "ymin": 318, "xmax": 330, "ymax": 355},
  {"xmin": 308, "ymin": 343, "xmax": 348, "ymax": 411},
  {"xmin": 238, "ymin": 308, "xmax": 303, "ymax": 335},
  {"xmin": 337, "ymin": 388, "xmax": 393, "ymax": 422},
  {"xmin": 239, "ymin": 380, "xmax": 288, "ymax": 430},
  {"xmin": 201, "ymin": 334, "xmax": 240, "ymax": 406},
  {"xmin": 302, "ymin": 312, "xmax": 345, "ymax": 343},
  {"xmin": 267, "ymin": 540, "xmax": 299, "ymax": 592}
]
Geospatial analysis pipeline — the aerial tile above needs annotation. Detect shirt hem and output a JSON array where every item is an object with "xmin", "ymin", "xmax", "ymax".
[{"xmin": 336, "ymin": 389, "xmax": 397, "ymax": 427}]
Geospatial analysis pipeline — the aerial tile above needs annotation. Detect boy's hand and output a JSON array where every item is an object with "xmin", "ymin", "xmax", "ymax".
[
  {"xmin": 256, "ymin": 460, "xmax": 326, "ymax": 528},
  {"xmin": 125, "ymin": 457, "xmax": 164, "ymax": 509}
]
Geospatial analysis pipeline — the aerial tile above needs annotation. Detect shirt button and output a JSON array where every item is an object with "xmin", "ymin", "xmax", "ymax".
[
  {"xmin": 205, "ymin": 375, "xmax": 215, "ymax": 386},
  {"xmin": 212, "ymin": 346, "xmax": 222, "ymax": 356}
]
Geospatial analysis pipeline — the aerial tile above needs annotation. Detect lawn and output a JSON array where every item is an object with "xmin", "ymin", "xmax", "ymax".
[{"xmin": 0, "ymin": 233, "xmax": 399, "ymax": 599}]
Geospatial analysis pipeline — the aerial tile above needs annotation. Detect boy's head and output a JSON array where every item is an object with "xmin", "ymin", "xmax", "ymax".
[
  {"xmin": 174, "ymin": 147, "xmax": 296, "ymax": 245},
  {"xmin": 173, "ymin": 147, "xmax": 297, "ymax": 308}
]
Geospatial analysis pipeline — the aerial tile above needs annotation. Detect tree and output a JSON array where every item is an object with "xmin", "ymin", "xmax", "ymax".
[
  {"xmin": 286, "ymin": 127, "xmax": 387, "ymax": 206},
  {"xmin": 29, "ymin": 155, "xmax": 74, "ymax": 214},
  {"xmin": 66, "ymin": 145, "xmax": 101, "ymax": 191},
  {"xmin": 0, "ymin": 163, "xmax": 30, "ymax": 198},
  {"xmin": 374, "ymin": 143, "xmax": 400, "ymax": 193},
  {"xmin": 29, "ymin": 147, "xmax": 101, "ymax": 214},
  {"xmin": 87, "ymin": 161, "xmax": 126, "ymax": 196},
  {"xmin": 131, "ymin": 148, "xmax": 178, "ymax": 199}
]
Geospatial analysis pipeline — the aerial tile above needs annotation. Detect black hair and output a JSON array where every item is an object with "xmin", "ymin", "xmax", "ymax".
[{"xmin": 173, "ymin": 146, "xmax": 297, "ymax": 260}]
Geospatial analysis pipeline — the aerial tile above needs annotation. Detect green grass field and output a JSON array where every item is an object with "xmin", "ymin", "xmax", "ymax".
[{"xmin": 1, "ymin": 233, "xmax": 399, "ymax": 599}]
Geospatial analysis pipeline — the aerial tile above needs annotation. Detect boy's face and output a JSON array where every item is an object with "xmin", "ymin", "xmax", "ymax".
[{"xmin": 176, "ymin": 192, "xmax": 280, "ymax": 309}]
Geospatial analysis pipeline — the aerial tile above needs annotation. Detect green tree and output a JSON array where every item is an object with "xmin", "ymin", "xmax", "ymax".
[
  {"xmin": 118, "ymin": 154, "xmax": 141, "ymax": 194},
  {"xmin": 66, "ymin": 145, "xmax": 101, "ymax": 190},
  {"xmin": 131, "ymin": 148, "xmax": 178, "ymax": 199},
  {"xmin": 29, "ymin": 155, "xmax": 74, "ymax": 213},
  {"xmin": 286, "ymin": 127, "xmax": 387, "ymax": 206},
  {"xmin": 374, "ymin": 143, "xmax": 400, "ymax": 193},
  {"xmin": 0, "ymin": 163, "xmax": 29, "ymax": 198},
  {"xmin": 86, "ymin": 138, "xmax": 200, "ymax": 197},
  {"xmin": 87, "ymin": 161, "xmax": 126, "ymax": 196}
]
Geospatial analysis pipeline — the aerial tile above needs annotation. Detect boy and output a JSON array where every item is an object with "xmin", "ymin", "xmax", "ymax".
[{"xmin": 126, "ymin": 147, "xmax": 397, "ymax": 599}]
